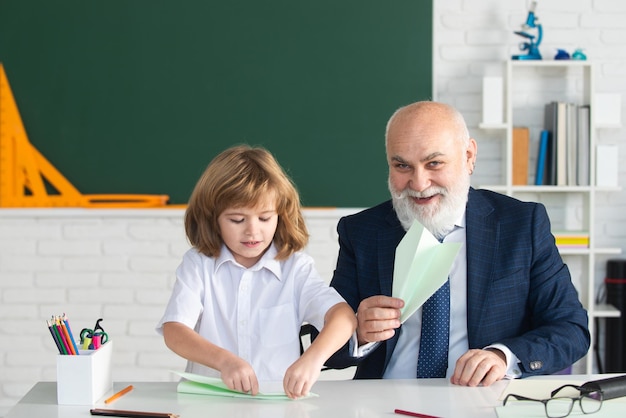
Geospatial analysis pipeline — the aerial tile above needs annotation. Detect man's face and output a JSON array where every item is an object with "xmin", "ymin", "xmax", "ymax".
[{"xmin": 386, "ymin": 113, "xmax": 475, "ymax": 237}]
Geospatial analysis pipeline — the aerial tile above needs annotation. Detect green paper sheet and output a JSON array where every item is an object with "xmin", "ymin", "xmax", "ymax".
[
  {"xmin": 173, "ymin": 371, "xmax": 318, "ymax": 400},
  {"xmin": 393, "ymin": 220, "xmax": 462, "ymax": 323}
]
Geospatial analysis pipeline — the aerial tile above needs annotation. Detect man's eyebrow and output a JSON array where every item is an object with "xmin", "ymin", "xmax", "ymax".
[
  {"xmin": 422, "ymin": 151, "xmax": 445, "ymax": 162},
  {"xmin": 391, "ymin": 152, "xmax": 445, "ymax": 164},
  {"xmin": 391, "ymin": 155, "xmax": 408, "ymax": 164}
]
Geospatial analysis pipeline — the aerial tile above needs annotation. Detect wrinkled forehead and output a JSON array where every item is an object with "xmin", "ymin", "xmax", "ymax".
[
  {"xmin": 386, "ymin": 117, "xmax": 463, "ymax": 159},
  {"xmin": 386, "ymin": 102, "xmax": 468, "ymax": 144}
]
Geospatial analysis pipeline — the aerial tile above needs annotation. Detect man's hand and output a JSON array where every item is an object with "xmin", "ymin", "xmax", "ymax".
[
  {"xmin": 356, "ymin": 295, "xmax": 404, "ymax": 345},
  {"xmin": 450, "ymin": 348, "xmax": 506, "ymax": 387}
]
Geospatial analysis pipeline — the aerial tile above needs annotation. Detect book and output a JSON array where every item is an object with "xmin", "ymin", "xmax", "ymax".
[
  {"xmin": 596, "ymin": 144, "xmax": 619, "ymax": 187},
  {"xmin": 544, "ymin": 102, "xmax": 558, "ymax": 185},
  {"xmin": 553, "ymin": 231, "xmax": 590, "ymax": 248},
  {"xmin": 544, "ymin": 101, "xmax": 569, "ymax": 186},
  {"xmin": 535, "ymin": 130, "xmax": 549, "ymax": 186},
  {"xmin": 555, "ymin": 101, "xmax": 568, "ymax": 186},
  {"xmin": 566, "ymin": 103, "xmax": 578, "ymax": 186},
  {"xmin": 512, "ymin": 127, "xmax": 529, "ymax": 185},
  {"xmin": 577, "ymin": 105, "xmax": 590, "ymax": 186}
]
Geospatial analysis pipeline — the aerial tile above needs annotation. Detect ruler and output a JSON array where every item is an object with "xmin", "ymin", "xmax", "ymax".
[{"xmin": 0, "ymin": 64, "xmax": 169, "ymax": 208}]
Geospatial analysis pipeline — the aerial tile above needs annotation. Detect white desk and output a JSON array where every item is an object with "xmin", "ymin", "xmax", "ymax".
[{"xmin": 3, "ymin": 376, "xmax": 614, "ymax": 418}]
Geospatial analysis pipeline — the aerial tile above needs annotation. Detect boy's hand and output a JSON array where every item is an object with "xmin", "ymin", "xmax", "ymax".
[
  {"xmin": 283, "ymin": 356, "xmax": 322, "ymax": 399},
  {"xmin": 220, "ymin": 356, "xmax": 259, "ymax": 395}
]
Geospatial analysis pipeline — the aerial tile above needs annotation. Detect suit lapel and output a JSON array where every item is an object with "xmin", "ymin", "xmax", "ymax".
[
  {"xmin": 378, "ymin": 206, "xmax": 405, "ymax": 370},
  {"xmin": 378, "ymin": 209, "xmax": 406, "ymax": 297},
  {"xmin": 465, "ymin": 189, "xmax": 498, "ymax": 348}
]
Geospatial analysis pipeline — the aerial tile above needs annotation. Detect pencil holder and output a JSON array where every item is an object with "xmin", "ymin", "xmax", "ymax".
[{"xmin": 56, "ymin": 340, "xmax": 113, "ymax": 405}]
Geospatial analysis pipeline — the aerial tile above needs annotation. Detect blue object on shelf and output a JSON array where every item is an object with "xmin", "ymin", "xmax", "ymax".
[
  {"xmin": 535, "ymin": 130, "xmax": 549, "ymax": 186},
  {"xmin": 572, "ymin": 48, "xmax": 587, "ymax": 60},
  {"xmin": 554, "ymin": 49, "xmax": 570, "ymax": 60},
  {"xmin": 512, "ymin": 1, "xmax": 543, "ymax": 60}
]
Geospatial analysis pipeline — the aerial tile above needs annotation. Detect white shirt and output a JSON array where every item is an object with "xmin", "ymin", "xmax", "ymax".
[
  {"xmin": 383, "ymin": 220, "xmax": 468, "ymax": 378},
  {"xmin": 156, "ymin": 243, "xmax": 344, "ymax": 381}
]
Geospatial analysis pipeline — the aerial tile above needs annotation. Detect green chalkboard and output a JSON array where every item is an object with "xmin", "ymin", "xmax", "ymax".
[{"xmin": 0, "ymin": 1, "xmax": 432, "ymax": 206}]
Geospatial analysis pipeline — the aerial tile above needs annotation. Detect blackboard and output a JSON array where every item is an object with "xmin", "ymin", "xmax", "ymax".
[{"xmin": 0, "ymin": 1, "xmax": 432, "ymax": 206}]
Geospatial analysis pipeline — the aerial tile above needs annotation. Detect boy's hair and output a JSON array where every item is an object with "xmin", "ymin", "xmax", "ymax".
[{"xmin": 184, "ymin": 145, "xmax": 309, "ymax": 260}]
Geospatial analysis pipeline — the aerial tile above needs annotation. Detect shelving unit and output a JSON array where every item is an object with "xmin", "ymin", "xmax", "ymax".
[{"xmin": 480, "ymin": 60, "xmax": 622, "ymax": 374}]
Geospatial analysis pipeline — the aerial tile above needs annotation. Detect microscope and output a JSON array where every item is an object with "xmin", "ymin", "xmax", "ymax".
[{"xmin": 512, "ymin": 1, "xmax": 542, "ymax": 60}]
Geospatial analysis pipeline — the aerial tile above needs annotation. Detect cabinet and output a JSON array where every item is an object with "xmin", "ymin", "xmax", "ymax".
[{"xmin": 479, "ymin": 60, "xmax": 622, "ymax": 374}]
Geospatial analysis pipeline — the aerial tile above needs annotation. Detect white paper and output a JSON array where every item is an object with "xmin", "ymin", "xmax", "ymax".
[{"xmin": 392, "ymin": 221, "xmax": 461, "ymax": 323}]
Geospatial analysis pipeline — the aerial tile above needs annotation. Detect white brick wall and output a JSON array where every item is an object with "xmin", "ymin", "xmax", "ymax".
[
  {"xmin": 0, "ymin": 208, "xmax": 359, "ymax": 415},
  {"xmin": 434, "ymin": 0, "xmax": 626, "ymax": 377},
  {"xmin": 2, "ymin": 1, "xmax": 626, "ymax": 415}
]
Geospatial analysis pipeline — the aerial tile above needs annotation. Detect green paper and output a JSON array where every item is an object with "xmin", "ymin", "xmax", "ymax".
[
  {"xmin": 393, "ymin": 221, "xmax": 461, "ymax": 323},
  {"xmin": 173, "ymin": 371, "xmax": 318, "ymax": 400}
]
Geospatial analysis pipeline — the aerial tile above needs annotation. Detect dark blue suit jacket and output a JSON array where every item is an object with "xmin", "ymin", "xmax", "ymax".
[{"xmin": 327, "ymin": 188, "xmax": 590, "ymax": 378}]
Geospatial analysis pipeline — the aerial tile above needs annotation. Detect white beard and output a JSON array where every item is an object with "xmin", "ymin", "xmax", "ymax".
[{"xmin": 389, "ymin": 176, "xmax": 470, "ymax": 240}]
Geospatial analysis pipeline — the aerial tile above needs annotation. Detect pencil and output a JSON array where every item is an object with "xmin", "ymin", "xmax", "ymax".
[
  {"xmin": 63, "ymin": 313, "xmax": 80, "ymax": 354},
  {"xmin": 46, "ymin": 320, "xmax": 63, "ymax": 354},
  {"xmin": 51, "ymin": 319, "xmax": 68, "ymax": 354},
  {"xmin": 394, "ymin": 409, "xmax": 441, "ymax": 418},
  {"xmin": 58, "ymin": 317, "xmax": 77, "ymax": 355},
  {"xmin": 90, "ymin": 408, "xmax": 179, "ymax": 418},
  {"xmin": 105, "ymin": 385, "xmax": 134, "ymax": 404}
]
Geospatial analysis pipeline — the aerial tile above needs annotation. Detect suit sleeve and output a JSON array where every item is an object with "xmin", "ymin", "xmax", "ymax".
[
  {"xmin": 495, "ymin": 203, "xmax": 590, "ymax": 376},
  {"xmin": 324, "ymin": 217, "xmax": 364, "ymax": 369}
]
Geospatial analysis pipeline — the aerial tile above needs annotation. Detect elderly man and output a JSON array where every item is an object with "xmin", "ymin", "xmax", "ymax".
[{"xmin": 327, "ymin": 101, "xmax": 590, "ymax": 386}]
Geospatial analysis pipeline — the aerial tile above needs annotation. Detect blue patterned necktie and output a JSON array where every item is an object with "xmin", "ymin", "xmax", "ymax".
[{"xmin": 416, "ymin": 277, "xmax": 450, "ymax": 378}]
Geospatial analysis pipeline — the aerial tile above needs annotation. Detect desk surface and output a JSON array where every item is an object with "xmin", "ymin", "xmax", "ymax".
[{"xmin": 3, "ymin": 376, "xmax": 611, "ymax": 418}]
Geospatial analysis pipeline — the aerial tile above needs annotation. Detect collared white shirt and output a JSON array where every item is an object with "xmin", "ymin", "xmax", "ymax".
[
  {"xmin": 156, "ymin": 243, "xmax": 344, "ymax": 381},
  {"xmin": 383, "ymin": 218, "xmax": 468, "ymax": 378}
]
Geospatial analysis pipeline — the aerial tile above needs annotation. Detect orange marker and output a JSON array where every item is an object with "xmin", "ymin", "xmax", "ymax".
[{"xmin": 104, "ymin": 385, "xmax": 134, "ymax": 404}]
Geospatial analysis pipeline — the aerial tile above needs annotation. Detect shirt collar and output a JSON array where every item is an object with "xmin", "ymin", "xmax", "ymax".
[
  {"xmin": 456, "ymin": 211, "xmax": 466, "ymax": 229},
  {"xmin": 214, "ymin": 243, "xmax": 282, "ymax": 281}
]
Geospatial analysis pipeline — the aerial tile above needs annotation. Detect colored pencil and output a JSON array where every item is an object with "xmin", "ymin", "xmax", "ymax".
[
  {"xmin": 59, "ymin": 318, "xmax": 77, "ymax": 355},
  {"xmin": 90, "ymin": 408, "xmax": 179, "ymax": 418},
  {"xmin": 105, "ymin": 385, "xmax": 134, "ymax": 404},
  {"xmin": 51, "ymin": 319, "xmax": 68, "ymax": 354},
  {"xmin": 46, "ymin": 320, "xmax": 63, "ymax": 354},
  {"xmin": 63, "ymin": 313, "xmax": 81, "ymax": 354},
  {"xmin": 55, "ymin": 317, "xmax": 72, "ymax": 355},
  {"xmin": 394, "ymin": 409, "xmax": 441, "ymax": 418}
]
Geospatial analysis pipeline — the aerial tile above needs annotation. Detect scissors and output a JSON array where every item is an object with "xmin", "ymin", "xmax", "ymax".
[{"xmin": 80, "ymin": 318, "xmax": 109, "ymax": 350}]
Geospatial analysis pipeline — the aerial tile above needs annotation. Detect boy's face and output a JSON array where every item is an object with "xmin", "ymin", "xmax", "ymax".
[{"xmin": 217, "ymin": 197, "xmax": 278, "ymax": 268}]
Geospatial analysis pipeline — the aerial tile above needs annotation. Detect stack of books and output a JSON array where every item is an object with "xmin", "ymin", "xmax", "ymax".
[
  {"xmin": 535, "ymin": 101, "xmax": 590, "ymax": 186},
  {"xmin": 553, "ymin": 231, "xmax": 590, "ymax": 249}
]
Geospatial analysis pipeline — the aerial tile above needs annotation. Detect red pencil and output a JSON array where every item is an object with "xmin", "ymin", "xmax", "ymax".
[{"xmin": 394, "ymin": 409, "xmax": 441, "ymax": 418}]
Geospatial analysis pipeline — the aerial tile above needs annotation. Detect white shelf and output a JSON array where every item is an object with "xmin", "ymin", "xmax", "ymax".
[
  {"xmin": 481, "ymin": 185, "xmax": 622, "ymax": 193},
  {"xmin": 481, "ymin": 60, "xmax": 622, "ymax": 375},
  {"xmin": 510, "ymin": 60, "xmax": 592, "ymax": 68},
  {"xmin": 596, "ymin": 123, "xmax": 622, "ymax": 129},
  {"xmin": 592, "ymin": 304, "xmax": 622, "ymax": 318},
  {"xmin": 479, "ymin": 122, "xmax": 507, "ymax": 130},
  {"xmin": 558, "ymin": 247, "xmax": 622, "ymax": 256}
]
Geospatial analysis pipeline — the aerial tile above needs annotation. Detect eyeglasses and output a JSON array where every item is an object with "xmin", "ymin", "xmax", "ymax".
[{"xmin": 502, "ymin": 384, "xmax": 603, "ymax": 418}]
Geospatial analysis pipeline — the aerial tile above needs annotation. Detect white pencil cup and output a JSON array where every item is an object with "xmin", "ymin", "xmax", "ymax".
[{"xmin": 56, "ymin": 340, "xmax": 113, "ymax": 405}]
